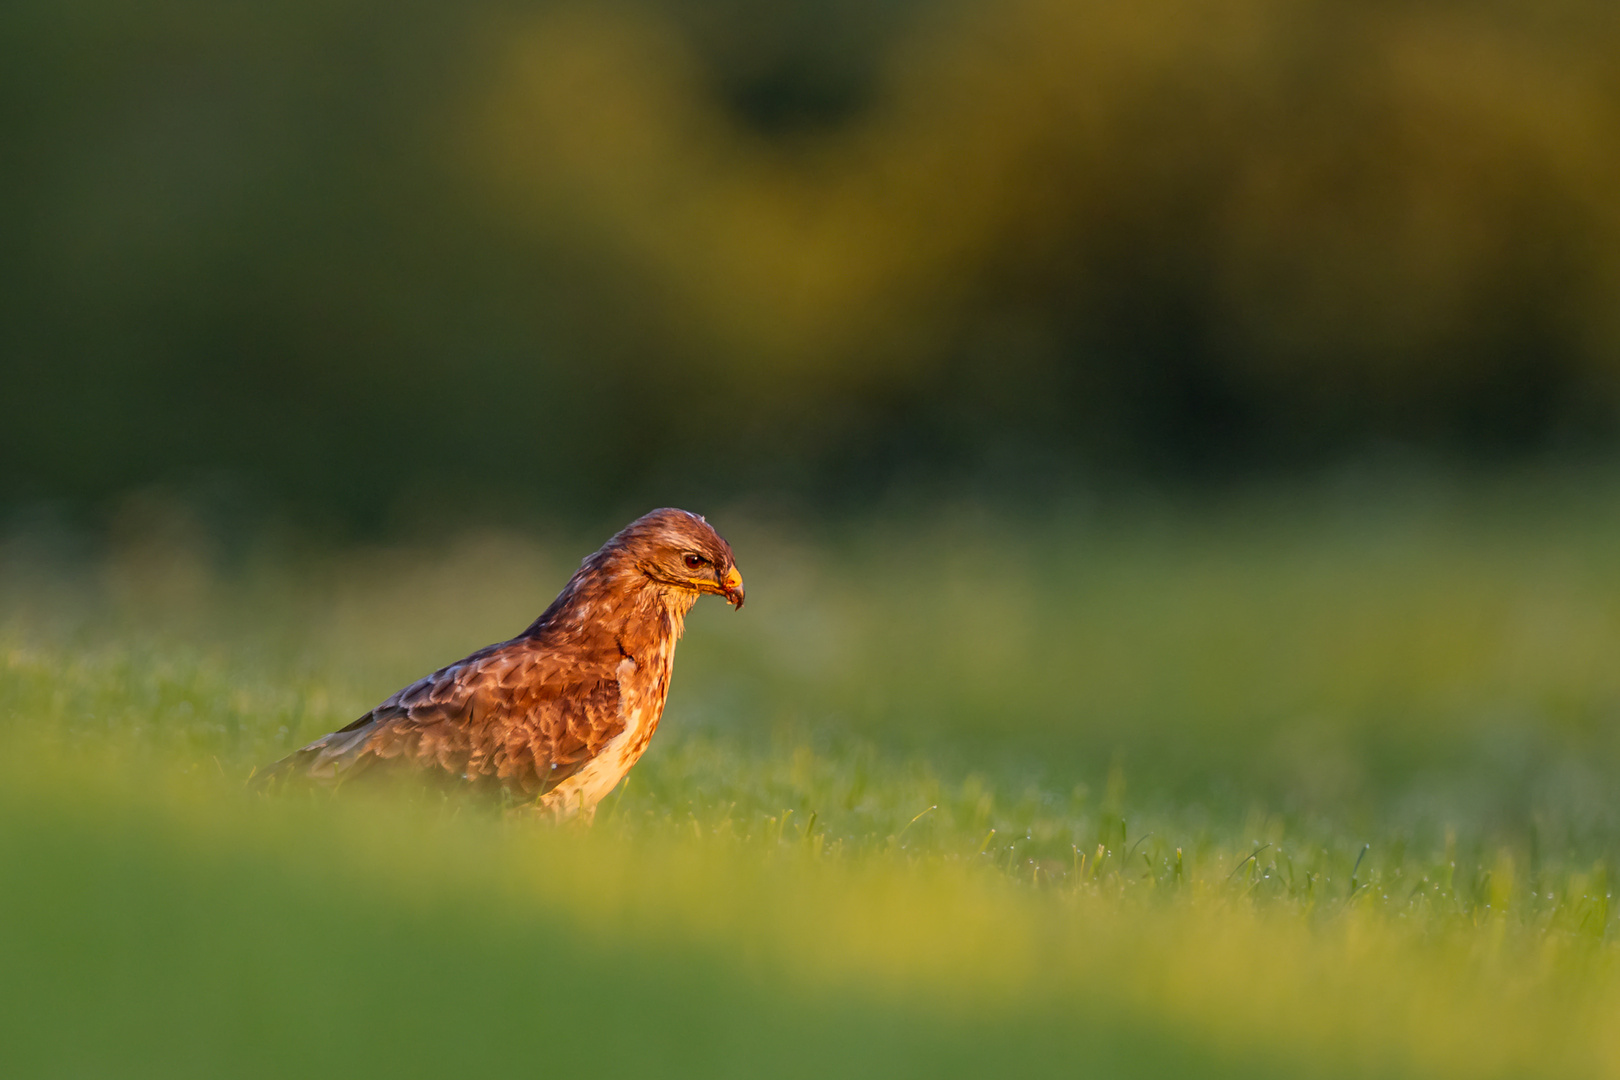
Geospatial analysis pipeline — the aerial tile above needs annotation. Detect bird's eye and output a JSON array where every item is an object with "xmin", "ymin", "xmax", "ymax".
[{"xmin": 683, "ymin": 553, "xmax": 707, "ymax": 570}]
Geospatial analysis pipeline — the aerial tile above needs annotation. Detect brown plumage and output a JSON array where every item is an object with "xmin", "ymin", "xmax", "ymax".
[{"xmin": 254, "ymin": 508, "xmax": 743, "ymax": 817}]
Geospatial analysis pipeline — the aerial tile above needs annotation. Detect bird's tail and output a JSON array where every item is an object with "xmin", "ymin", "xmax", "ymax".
[
  {"xmin": 247, "ymin": 712, "xmax": 385, "ymax": 791},
  {"xmin": 245, "ymin": 752, "xmax": 304, "ymax": 791}
]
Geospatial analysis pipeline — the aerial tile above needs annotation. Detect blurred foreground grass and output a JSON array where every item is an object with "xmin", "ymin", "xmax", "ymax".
[{"xmin": 4, "ymin": 471, "xmax": 1620, "ymax": 1077}]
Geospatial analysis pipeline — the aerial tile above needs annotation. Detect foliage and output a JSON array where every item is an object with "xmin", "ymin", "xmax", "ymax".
[{"xmin": 6, "ymin": 0, "xmax": 1620, "ymax": 519}]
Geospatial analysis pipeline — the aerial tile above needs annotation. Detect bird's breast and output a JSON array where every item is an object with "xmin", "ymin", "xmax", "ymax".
[
  {"xmin": 539, "ymin": 640, "xmax": 675, "ymax": 816},
  {"xmin": 618, "ymin": 644, "xmax": 674, "ymax": 757}
]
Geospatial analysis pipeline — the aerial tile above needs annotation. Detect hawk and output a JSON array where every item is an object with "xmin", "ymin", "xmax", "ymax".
[{"xmin": 254, "ymin": 508, "xmax": 743, "ymax": 818}]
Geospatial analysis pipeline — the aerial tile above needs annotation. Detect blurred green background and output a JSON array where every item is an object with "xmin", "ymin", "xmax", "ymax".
[
  {"xmin": 7, "ymin": 0, "xmax": 1620, "ymax": 523},
  {"xmin": 7, "ymin": 3, "xmax": 1620, "ymax": 1077}
]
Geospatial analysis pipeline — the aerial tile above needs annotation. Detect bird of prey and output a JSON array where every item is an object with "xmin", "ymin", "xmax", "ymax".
[{"xmin": 254, "ymin": 508, "xmax": 743, "ymax": 818}]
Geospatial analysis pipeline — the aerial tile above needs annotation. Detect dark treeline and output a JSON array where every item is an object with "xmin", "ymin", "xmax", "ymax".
[{"xmin": 5, "ymin": 0, "xmax": 1620, "ymax": 527}]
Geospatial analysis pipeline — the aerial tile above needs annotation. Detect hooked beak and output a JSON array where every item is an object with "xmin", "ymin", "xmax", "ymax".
[{"xmin": 720, "ymin": 566, "xmax": 745, "ymax": 609}]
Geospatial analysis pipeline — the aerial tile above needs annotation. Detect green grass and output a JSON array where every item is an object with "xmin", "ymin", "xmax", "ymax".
[{"xmin": 4, "ymin": 470, "xmax": 1620, "ymax": 1077}]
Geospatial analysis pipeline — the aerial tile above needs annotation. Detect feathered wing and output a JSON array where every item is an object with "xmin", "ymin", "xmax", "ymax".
[{"xmin": 256, "ymin": 638, "xmax": 627, "ymax": 797}]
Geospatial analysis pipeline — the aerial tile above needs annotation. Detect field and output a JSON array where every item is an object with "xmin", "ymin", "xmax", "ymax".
[{"xmin": 5, "ymin": 470, "xmax": 1620, "ymax": 1078}]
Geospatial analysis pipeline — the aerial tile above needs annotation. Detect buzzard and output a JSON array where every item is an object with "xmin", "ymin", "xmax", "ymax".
[{"xmin": 254, "ymin": 508, "xmax": 743, "ymax": 818}]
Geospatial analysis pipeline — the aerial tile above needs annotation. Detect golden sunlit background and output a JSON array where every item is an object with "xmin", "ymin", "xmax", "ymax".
[
  {"xmin": 7, "ymin": 0, "xmax": 1620, "ymax": 519},
  {"xmin": 6, "ymin": 2, "xmax": 1620, "ymax": 1077}
]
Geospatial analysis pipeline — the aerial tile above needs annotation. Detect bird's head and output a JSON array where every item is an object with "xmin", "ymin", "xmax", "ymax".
[{"xmin": 617, "ymin": 508, "xmax": 745, "ymax": 609}]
